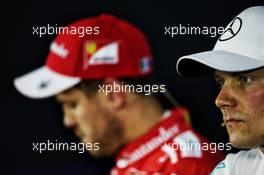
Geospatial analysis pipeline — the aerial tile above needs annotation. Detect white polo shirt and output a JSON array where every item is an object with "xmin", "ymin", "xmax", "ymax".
[{"xmin": 210, "ymin": 148, "xmax": 264, "ymax": 175}]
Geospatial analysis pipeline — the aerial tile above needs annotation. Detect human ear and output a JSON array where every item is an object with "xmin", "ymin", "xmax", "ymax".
[{"xmin": 100, "ymin": 77, "xmax": 125, "ymax": 112}]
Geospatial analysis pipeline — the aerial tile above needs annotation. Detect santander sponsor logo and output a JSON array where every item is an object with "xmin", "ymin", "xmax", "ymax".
[{"xmin": 116, "ymin": 124, "xmax": 180, "ymax": 168}]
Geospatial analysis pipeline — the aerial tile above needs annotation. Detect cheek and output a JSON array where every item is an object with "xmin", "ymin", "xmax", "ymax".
[
  {"xmin": 75, "ymin": 105, "xmax": 97, "ymax": 138},
  {"xmin": 74, "ymin": 103, "xmax": 94, "ymax": 126},
  {"xmin": 247, "ymin": 89, "xmax": 264, "ymax": 110},
  {"xmin": 245, "ymin": 89, "xmax": 264, "ymax": 129},
  {"xmin": 76, "ymin": 103, "xmax": 102, "ymax": 130}
]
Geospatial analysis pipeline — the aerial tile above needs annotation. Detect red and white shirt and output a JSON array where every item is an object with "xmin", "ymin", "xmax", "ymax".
[{"xmin": 110, "ymin": 108, "xmax": 225, "ymax": 175}]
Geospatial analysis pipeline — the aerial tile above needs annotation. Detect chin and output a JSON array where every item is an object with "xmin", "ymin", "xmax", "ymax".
[
  {"xmin": 230, "ymin": 141, "xmax": 244, "ymax": 148},
  {"xmin": 88, "ymin": 150, "xmax": 104, "ymax": 158},
  {"xmin": 89, "ymin": 148, "xmax": 117, "ymax": 158},
  {"xmin": 229, "ymin": 135, "xmax": 245, "ymax": 148},
  {"xmin": 229, "ymin": 130, "xmax": 263, "ymax": 148},
  {"xmin": 229, "ymin": 137, "xmax": 258, "ymax": 149}
]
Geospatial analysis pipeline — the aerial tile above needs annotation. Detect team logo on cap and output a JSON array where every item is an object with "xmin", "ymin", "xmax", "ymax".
[
  {"xmin": 38, "ymin": 79, "xmax": 51, "ymax": 89},
  {"xmin": 83, "ymin": 40, "xmax": 119, "ymax": 69},
  {"xmin": 50, "ymin": 42, "xmax": 69, "ymax": 58},
  {"xmin": 219, "ymin": 17, "xmax": 242, "ymax": 41},
  {"xmin": 140, "ymin": 57, "xmax": 152, "ymax": 73}
]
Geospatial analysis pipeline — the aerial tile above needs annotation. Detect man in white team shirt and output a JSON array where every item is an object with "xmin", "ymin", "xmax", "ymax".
[{"xmin": 176, "ymin": 6, "xmax": 264, "ymax": 175}]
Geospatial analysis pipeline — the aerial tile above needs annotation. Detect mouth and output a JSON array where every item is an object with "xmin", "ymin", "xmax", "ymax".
[
  {"xmin": 225, "ymin": 119, "xmax": 245, "ymax": 128},
  {"xmin": 222, "ymin": 110, "xmax": 245, "ymax": 127}
]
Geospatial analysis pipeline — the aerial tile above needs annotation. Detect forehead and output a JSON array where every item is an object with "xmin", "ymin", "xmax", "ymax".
[
  {"xmin": 55, "ymin": 88, "xmax": 83, "ymax": 101},
  {"xmin": 214, "ymin": 68, "xmax": 264, "ymax": 78}
]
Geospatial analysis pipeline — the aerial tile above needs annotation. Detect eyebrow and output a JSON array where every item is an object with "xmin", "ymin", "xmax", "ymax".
[
  {"xmin": 55, "ymin": 95, "xmax": 72, "ymax": 102},
  {"xmin": 213, "ymin": 74, "xmax": 221, "ymax": 79},
  {"xmin": 213, "ymin": 73, "xmax": 237, "ymax": 79},
  {"xmin": 213, "ymin": 70, "xmax": 256, "ymax": 78},
  {"xmin": 55, "ymin": 97, "xmax": 64, "ymax": 103},
  {"xmin": 56, "ymin": 98, "xmax": 77, "ymax": 105}
]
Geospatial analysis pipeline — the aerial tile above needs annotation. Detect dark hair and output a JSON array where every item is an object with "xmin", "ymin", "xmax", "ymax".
[{"xmin": 76, "ymin": 76, "xmax": 155, "ymax": 97}]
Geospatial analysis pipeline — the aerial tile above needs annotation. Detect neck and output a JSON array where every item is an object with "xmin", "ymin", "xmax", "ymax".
[{"xmin": 122, "ymin": 95, "xmax": 165, "ymax": 143}]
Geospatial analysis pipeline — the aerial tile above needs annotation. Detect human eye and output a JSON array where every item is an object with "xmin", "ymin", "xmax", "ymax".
[
  {"xmin": 238, "ymin": 75, "xmax": 254, "ymax": 86},
  {"xmin": 66, "ymin": 101, "xmax": 77, "ymax": 109},
  {"xmin": 59, "ymin": 100, "xmax": 77, "ymax": 109},
  {"xmin": 215, "ymin": 78, "xmax": 225, "ymax": 89}
]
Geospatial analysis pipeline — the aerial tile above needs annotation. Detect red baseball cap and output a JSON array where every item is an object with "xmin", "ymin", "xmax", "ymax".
[{"xmin": 14, "ymin": 14, "xmax": 153, "ymax": 98}]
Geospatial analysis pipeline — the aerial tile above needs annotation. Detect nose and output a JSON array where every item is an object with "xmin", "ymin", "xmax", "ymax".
[
  {"xmin": 63, "ymin": 109, "xmax": 77, "ymax": 128},
  {"xmin": 215, "ymin": 84, "xmax": 236, "ymax": 109}
]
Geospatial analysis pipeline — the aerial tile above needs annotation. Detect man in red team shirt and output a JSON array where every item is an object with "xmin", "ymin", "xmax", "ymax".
[{"xmin": 14, "ymin": 14, "xmax": 224, "ymax": 174}]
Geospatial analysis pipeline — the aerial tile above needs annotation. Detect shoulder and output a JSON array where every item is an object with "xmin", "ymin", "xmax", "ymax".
[
  {"xmin": 163, "ymin": 129, "xmax": 225, "ymax": 174},
  {"xmin": 226, "ymin": 148, "xmax": 261, "ymax": 162},
  {"xmin": 210, "ymin": 148, "xmax": 263, "ymax": 175}
]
